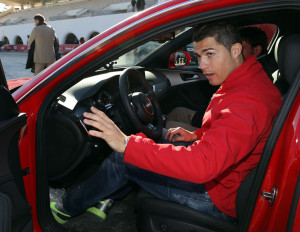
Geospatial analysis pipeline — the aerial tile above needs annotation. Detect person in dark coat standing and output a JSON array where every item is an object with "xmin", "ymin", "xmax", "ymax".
[
  {"xmin": 131, "ymin": 0, "xmax": 136, "ymax": 12},
  {"xmin": 28, "ymin": 14, "xmax": 56, "ymax": 75},
  {"xmin": 136, "ymin": 0, "xmax": 145, "ymax": 11}
]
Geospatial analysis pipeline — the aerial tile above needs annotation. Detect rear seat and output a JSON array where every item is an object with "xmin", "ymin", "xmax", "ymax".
[
  {"xmin": 258, "ymin": 36, "xmax": 290, "ymax": 95},
  {"xmin": 257, "ymin": 51, "xmax": 278, "ymax": 82}
]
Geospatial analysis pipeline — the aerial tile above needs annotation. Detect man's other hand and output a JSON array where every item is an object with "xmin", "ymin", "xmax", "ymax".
[
  {"xmin": 83, "ymin": 107, "xmax": 127, "ymax": 153},
  {"xmin": 165, "ymin": 127, "xmax": 197, "ymax": 142}
]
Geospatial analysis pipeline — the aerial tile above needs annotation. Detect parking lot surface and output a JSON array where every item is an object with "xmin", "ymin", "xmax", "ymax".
[{"xmin": 0, "ymin": 51, "xmax": 33, "ymax": 80}]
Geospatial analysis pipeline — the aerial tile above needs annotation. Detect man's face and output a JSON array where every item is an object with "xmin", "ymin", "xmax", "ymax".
[
  {"xmin": 34, "ymin": 19, "xmax": 39, "ymax": 26},
  {"xmin": 193, "ymin": 37, "xmax": 237, "ymax": 86}
]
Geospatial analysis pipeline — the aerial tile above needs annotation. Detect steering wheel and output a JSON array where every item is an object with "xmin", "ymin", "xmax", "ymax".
[{"xmin": 119, "ymin": 68, "xmax": 163, "ymax": 138}]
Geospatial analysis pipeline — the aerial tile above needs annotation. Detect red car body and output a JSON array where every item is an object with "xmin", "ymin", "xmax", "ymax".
[{"xmin": 1, "ymin": 0, "xmax": 299, "ymax": 231}]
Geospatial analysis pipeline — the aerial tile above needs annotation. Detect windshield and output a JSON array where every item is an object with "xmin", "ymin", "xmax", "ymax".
[
  {"xmin": 114, "ymin": 28, "xmax": 193, "ymax": 67},
  {"xmin": 114, "ymin": 40, "xmax": 162, "ymax": 67}
]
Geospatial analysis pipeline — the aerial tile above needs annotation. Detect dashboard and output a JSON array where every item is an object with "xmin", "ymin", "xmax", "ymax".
[{"xmin": 56, "ymin": 69, "xmax": 170, "ymax": 112}]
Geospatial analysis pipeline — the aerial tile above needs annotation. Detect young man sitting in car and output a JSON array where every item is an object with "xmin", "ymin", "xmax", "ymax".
[
  {"xmin": 51, "ymin": 22, "xmax": 282, "ymax": 223},
  {"xmin": 166, "ymin": 25, "xmax": 270, "ymax": 131}
]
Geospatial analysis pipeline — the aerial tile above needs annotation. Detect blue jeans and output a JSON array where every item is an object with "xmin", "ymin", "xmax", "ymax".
[{"xmin": 63, "ymin": 129, "xmax": 235, "ymax": 221}]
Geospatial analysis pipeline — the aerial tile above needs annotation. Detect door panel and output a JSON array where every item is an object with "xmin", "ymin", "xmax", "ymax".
[
  {"xmin": 160, "ymin": 78, "xmax": 218, "ymax": 115},
  {"xmin": 0, "ymin": 86, "xmax": 33, "ymax": 232}
]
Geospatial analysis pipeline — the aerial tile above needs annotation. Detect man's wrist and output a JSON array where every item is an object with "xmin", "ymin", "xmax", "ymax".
[
  {"xmin": 192, "ymin": 132, "xmax": 198, "ymax": 141},
  {"xmin": 124, "ymin": 136, "xmax": 130, "ymax": 149}
]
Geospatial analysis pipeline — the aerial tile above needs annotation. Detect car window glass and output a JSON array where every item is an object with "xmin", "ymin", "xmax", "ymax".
[
  {"xmin": 114, "ymin": 27, "xmax": 192, "ymax": 67},
  {"xmin": 115, "ymin": 41, "xmax": 162, "ymax": 67}
]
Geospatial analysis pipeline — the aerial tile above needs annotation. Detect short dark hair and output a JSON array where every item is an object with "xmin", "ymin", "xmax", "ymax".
[
  {"xmin": 193, "ymin": 22, "xmax": 242, "ymax": 52},
  {"xmin": 240, "ymin": 26, "xmax": 268, "ymax": 55},
  {"xmin": 34, "ymin": 14, "xmax": 45, "ymax": 24}
]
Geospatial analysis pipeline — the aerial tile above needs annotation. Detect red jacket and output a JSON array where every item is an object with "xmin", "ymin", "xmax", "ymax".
[{"xmin": 124, "ymin": 56, "xmax": 282, "ymax": 217}]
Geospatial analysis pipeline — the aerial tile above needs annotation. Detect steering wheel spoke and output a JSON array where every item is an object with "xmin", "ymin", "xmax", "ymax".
[
  {"xmin": 147, "ymin": 123, "xmax": 156, "ymax": 130},
  {"xmin": 146, "ymin": 92, "xmax": 154, "ymax": 101},
  {"xmin": 130, "ymin": 101, "xmax": 138, "ymax": 112},
  {"xmin": 128, "ymin": 93, "xmax": 133, "ymax": 100}
]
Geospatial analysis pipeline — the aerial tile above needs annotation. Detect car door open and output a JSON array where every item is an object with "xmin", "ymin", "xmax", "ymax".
[{"xmin": 0, "ymin": 59, "xmax": 33, "ymax": 232}]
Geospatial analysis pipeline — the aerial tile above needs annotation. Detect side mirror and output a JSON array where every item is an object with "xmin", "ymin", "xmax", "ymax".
[{"xmin": 169, "ymin": 51, "xmax": 192, "ymax": 68}]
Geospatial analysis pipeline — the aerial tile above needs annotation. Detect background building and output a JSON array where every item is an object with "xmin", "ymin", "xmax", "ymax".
[{"xmin": 0, "ymin": 0, "xmax": 168, "ymax": 49}]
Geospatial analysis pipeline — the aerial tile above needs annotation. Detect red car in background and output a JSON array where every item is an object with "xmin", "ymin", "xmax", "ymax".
[{"xmin": 1, "ymin": 0, "xmax": 299, "ymax": 231}]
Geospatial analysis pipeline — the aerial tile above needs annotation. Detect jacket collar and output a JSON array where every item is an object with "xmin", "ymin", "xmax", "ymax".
[{"xmin": 218, "ymin": 55, "xmax": 260, "ymax": 92}]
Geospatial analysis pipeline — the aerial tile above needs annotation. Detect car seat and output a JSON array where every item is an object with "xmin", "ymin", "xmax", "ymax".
[{"xmin": 134, "ymin": 34, "xmax": 300, "ymax": 232}]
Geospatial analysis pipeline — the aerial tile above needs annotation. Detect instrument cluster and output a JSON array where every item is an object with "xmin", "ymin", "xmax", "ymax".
[{"xmin": 94, "ymin": 90, "xmax": 113, "ymax": 110}]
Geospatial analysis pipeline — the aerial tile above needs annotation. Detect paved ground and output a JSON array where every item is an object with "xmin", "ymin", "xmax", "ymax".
[
  {"xmin": 0, "ymin": 51, "xmax": 134, "ymax": 81},
  {"xmin": 0, "ymin": 51, "xmax": 33, "ymax": 80}
]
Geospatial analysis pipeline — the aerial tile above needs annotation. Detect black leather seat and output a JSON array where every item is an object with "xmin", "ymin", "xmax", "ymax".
[
  {"xmin": 273, "ymin": 36, "xmax": 290, "ymax": 95},
  {"xmin": 257, "ymin": 51, "xmax": 278, "ymax": 82},
  {"xmin": 135, "ymin": 34, "xmax": 300, "ymax": 232}
]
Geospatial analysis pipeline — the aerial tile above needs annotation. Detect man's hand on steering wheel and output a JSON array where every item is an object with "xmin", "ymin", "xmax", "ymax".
[
  {"xmin": 83, "ymin": 106, "xmax": 128, "ymax": 153},
  {"xmin": 165, "ymin": 127, "xmax": 198, "ymax": 143}
]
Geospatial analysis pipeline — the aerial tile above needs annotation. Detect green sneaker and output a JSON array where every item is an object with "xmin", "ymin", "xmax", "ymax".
[
  {"xmin": 50, "ymin": 201, "xmax": 72, "ymax": 224},
  {"xmin": 49, "ymin": 188, "xmax": 71, "ymax": 224},
  {"xmin": 86, "ymin": 199, "xmax": 114, "ymax": 221}
]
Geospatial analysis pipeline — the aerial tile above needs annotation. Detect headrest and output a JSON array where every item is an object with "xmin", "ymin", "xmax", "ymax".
[{"xmin": 277, "ymin": 34, "xmax": 300, "ymax": 84}]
